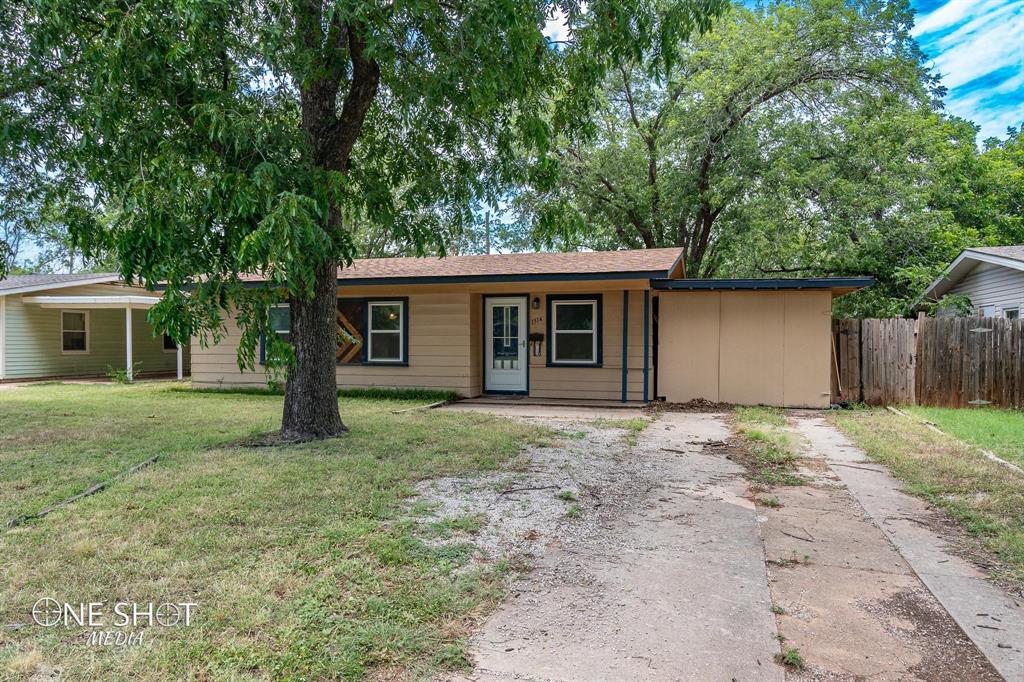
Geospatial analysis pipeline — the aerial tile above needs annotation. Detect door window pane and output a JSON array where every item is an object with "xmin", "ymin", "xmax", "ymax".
[{"xmin": 492, "ymin": 304, "xmax": 519, "ymax": 369}]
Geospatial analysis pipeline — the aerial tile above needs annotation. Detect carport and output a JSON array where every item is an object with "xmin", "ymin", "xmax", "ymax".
[
  {"xmin": 20, "ymin": 294, "xmax": 184, "ymax": 381},
  {"xmin": 652, "ymin": 278, "xmax": 872, "ymax": 408}
]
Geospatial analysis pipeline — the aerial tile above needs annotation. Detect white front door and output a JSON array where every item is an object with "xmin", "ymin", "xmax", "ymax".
[{"xmin": 485, "ymin": 297, "xmax": 527, "ymax": 393}]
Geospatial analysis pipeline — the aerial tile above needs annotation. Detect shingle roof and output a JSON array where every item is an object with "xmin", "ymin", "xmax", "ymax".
[
  {"xmin": 968, "ymin": 246, "xmax": 1024, "ymax": 262},
  {"xmin": 237, "ymin": 247, "xmax": 686, "ymax": 283},
  {"xmin": 0, "ymin": 272, "xmax": 120, "ymax": 294},
  {"xmin": 344, "ymin": 248, "xmax": 684, "ymax": 279}
]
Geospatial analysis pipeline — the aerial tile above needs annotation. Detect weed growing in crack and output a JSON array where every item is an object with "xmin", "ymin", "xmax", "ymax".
[{"xmin": 775, "ymin": 646, "xmax": 805, "ymax": 670}]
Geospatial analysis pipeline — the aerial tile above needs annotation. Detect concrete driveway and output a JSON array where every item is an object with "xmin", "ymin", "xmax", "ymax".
[
  {"xmin": 442, "ymin": 411, "xmax": 782, "ymax": 681},
  {"xmin": 431, "ymin": 407, "xmax": 1018, "ymax": 682}
]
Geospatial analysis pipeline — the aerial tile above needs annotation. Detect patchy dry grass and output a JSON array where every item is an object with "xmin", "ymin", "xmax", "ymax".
[
  {"xmin": 831, "ymin": 408, "xmax": 1024, "ymax": 583},
  {"xmin": 592, "ymin": 417, "xmax": 652, "ymax": 446},
  {"xmin": 733, "ymin": 407, "xmax": 803, "ymax": 487},
  {"xmin": 905, "ymin": 406, "xmax": 1024, "ymax": 468},
  {"xmin": 0, "ymin": 382, "xmax": 548, "ymax": 680}
]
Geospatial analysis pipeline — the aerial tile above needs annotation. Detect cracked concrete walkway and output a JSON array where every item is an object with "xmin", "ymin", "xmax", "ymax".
[
  {"xmin": 795, "ymin": 416, "xmax": 1024, "ymax": 681},
  {"xmin": 455, "ymin": 412, "xmax": 782, "ymax": 682}
]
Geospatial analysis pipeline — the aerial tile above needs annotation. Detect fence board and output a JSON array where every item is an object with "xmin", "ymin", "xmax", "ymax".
[{"xmin": 833, "ymin": 316, "xmax": 1024, "ymax": 408}]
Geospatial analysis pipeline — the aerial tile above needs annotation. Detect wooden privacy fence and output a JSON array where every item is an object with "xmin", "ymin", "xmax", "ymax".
[{"xmin": 831, "ymin": 316, "xmax": 1024, "ymax": 408}]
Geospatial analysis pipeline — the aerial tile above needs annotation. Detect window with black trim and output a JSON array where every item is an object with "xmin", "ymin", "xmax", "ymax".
[
  {"xmin": 163, "ymin": 334, "xmax": 178, "ymax": 352},
  {"xmin": 259, "ymin": 304, "xmax": 291, "ymax": 365},
  {"xmin": 269, "ymin": 304, "xmax": 291, "ymax": 342},
  {"xmin": 335, "ymin": 298, "xmax": 407, "ymax": 365},
  {"xmin": 548, "ymin": 296, "xmax": 601, "ymax": 366}
]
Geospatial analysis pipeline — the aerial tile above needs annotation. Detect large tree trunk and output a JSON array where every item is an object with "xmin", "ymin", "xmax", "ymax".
[{"xmin": 280, "ymin": 259, "xmax": 347, "ymax": 440}]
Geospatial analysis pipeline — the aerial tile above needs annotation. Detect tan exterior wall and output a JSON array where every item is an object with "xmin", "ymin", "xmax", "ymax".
[
  {"xmin": 658, "ymin": 290, "xmax": 832, "ymax": 408},
  {"xmin": 190, "ymin": 280, "xmax": 654, "ymax": 401},
  {"xmin": 527, "ymin": 290, "xmax": 650, "ymax": 401}
]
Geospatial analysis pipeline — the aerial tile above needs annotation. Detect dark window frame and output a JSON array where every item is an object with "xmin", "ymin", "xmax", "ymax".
[
  {"xmin": 259, "ymin": 298, "xmax": 410, "ymax": 367},
  {"xmin": 546, "ymin": 293, "xmax": 603, "ymax": 368}
]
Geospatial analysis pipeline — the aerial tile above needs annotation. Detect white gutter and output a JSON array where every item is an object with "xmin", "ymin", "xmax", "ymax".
[{"xmin": 21, "ymin": 295, "xmax": 161, "ymax": 309}]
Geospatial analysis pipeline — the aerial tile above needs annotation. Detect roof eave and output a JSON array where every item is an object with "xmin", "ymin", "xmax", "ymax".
[
  {"xmin": 920, "ymin": 249, "xmax": 1024, "ymax": 302},
  {"xmin": 649, "ymin": 277, "xmax": 874, "ymax": 294},
  {"xmin": 0, "ymin": 274, "xmax": 122, "ymax": 296}
]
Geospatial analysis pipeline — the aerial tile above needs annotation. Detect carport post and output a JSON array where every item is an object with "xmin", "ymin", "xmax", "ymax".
[
  {"xmin": 125, "ymin": 306, "xmax": 133, "ymax": 382},
  {"xmin": 643, "ymin": 290, "xmax": 650, "ymax": 402},
  {"xmin": 621, "ymin": 290, "xmax": 629, "ymax": 403},
  {"xmin": 176, "ymin": 343, "xmax": 183, "ymax": 380}
]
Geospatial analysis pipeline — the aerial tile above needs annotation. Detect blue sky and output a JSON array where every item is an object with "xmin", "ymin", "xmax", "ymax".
[
  {"xmin": 547, "ymin": 2, "xmax": 1023, "ymax": 141},
  {"xmin": 911, "ymin": 0, "xmax": 1023, "ymax": 141}
]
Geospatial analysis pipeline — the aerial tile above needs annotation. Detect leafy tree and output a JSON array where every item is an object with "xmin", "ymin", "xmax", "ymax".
[
  {"xmin": 523, "ymin": 0, "xmax": 938, "ymax": 278},
  {"xmin": 2, "ymin": 0, "xmax": 727, "ymax": 439}
]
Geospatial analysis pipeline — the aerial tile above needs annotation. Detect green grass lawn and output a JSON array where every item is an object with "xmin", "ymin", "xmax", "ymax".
[
  {"xmin": 0, "ymin": 382, "xmax": 548, "ymax": 680},
  {"xmin": 905, "ymin": 406, "xmax": 1024, "ymax": 468},
  {"xmin": 831, "ymin": 408, "xmax": 1024, "ymax": 585}
]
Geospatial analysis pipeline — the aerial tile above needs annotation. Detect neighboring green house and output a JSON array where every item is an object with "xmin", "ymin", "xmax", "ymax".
[{"xmin": 0, "ymin": 273, "xmax": 188, "ymax": 382}]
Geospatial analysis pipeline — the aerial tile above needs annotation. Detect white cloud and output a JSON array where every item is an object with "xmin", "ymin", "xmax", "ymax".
[
  {"xmin": 912, "ymin": 0, "xmax": 1006, "ymax": 36},
  {"xmin": 913, "ymin": 0, "xmax": 1024, "ymax": 139}
]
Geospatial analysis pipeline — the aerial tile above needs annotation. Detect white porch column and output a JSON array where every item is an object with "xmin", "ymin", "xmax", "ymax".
[
  {"xmin": 0, "ymin": 295, "xmax": 6, "ymax": 380},
  {"xmin": 176, "ymin": 343, "xmax": 183, "ymax": 380},
  {"xmin": 125, "ymin": 306, "xmax": 133, "ymax": 381}
]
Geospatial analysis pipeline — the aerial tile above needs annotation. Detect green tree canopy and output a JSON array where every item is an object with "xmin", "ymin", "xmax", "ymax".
[{"xmin": 1, "ymin": 0, "xmax": 726, "ymax": 438}]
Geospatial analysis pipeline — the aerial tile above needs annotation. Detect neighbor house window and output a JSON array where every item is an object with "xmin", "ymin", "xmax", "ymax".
[
  {"xmin": 979, "ymin": 305, "xmax": 996, "ymax": 317},
  {"xmin": 335, "ymin": 298, "xmax": 408, "ymax": 365},
  {"xmin": 1005, "ymin": 307, "xmax": 1020, "ymax": 320},
  {"xmin": 368, "ymin": 301, "xmax": 404, "ymax": 362},
  {"xmin": 61, "ymin": 310, "xmax": 89, "ymax": 353},
  {"xmin": 547, "ymin": 295, "xmax": 602, "ymax": 366},
  {"xmin": 163, "ymin": 334, "xmax": 178, "ymax": 352}
]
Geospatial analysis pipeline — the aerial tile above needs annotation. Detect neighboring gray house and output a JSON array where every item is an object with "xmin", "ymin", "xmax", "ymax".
[
  {"xmin": 921, "ymin": 246, "xmax": 1024, "ymax": 319},
  {"xmin": 0, "ymin": 273, "xmax": 187, "ymax": 382}
]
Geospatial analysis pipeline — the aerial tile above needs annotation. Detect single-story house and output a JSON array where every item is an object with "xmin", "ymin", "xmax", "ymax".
[
  {"xmin": 190, "ymin": 249, "xmax": 870, "ymax": 407},
  {"xmin": 0, "ymin": 273, "xmax": 188, "ymax": 382},
  {"xmin": 921, "ymin": 246, "xmax": 1024, "ymax": 319}
]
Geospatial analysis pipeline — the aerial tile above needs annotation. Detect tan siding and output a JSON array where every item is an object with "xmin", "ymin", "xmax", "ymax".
[
  {"xmin": 192, "ymin": 291, "xmax": 475, "ymax": 394},
  {"xmin": 527, "ymin": 289, "xmax": 651, "ymax": 402},
  {"xmin": 783, "ymin": 292, "xmax": 832, "ymax": 406},
  {"xmin": 658, "ymin": 290, "xmax": 831, "ymax": 408},
  {"xmin": 657, "ymin": 292, "xmax": 720, "ymax": 402},
  {"xmin": 191, "ymin": 285, "xmax": 655, "ymax": 401}
]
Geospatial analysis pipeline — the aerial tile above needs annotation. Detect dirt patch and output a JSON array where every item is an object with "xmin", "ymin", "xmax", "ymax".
[
  {"xmin": 865, "ymin": 589, "xmax": 1000, "ymax": 681},
  {"xmin": 406, "ymin": 418, "xmax": 659, "ymax": 568},
  {"xmin": 646, "ymin": 397, "xmax": 734, "ymax": 413}
]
